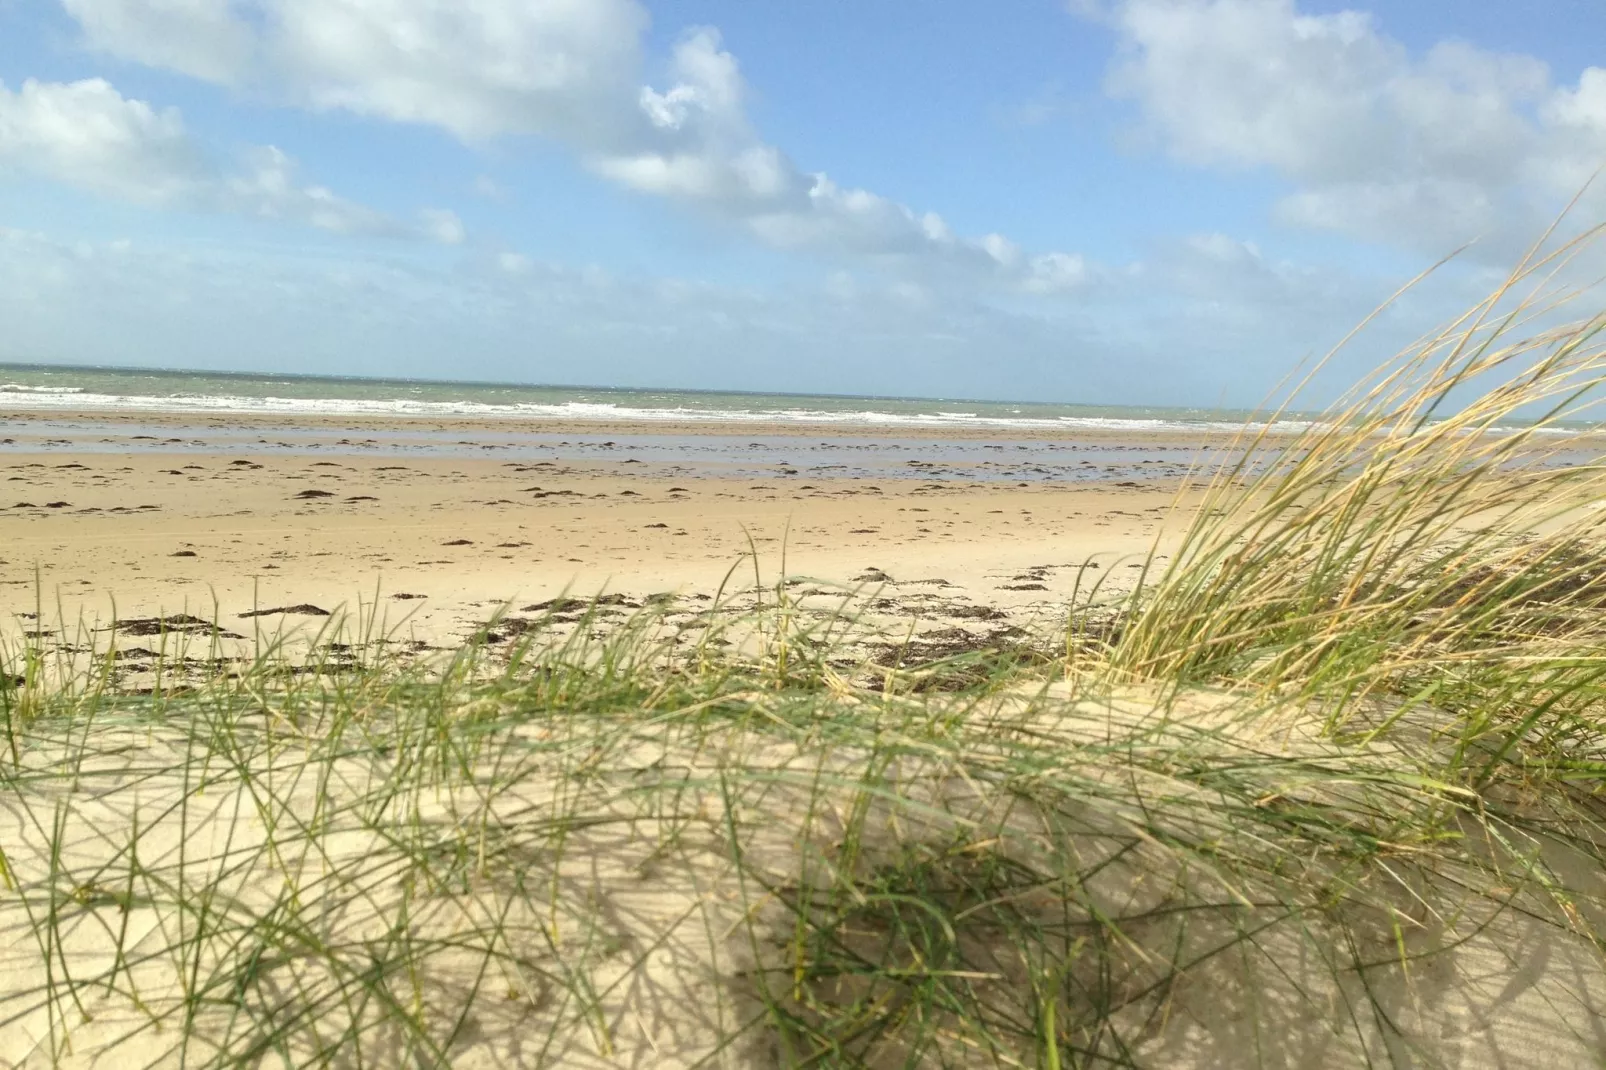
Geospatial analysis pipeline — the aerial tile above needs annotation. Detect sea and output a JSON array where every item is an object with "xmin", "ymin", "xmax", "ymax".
[
  {"xmin": 0, "ymin": 363, "xmax": 1590, "ymax": 483},
  {"xmin": 0, "ymin": 363, "xmax": 1288, "ymax": 434}
]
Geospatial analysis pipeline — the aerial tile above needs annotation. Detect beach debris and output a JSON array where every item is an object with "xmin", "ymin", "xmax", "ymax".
[
  {"xmin": 293, "ymin": 490, "xmax": 335, "ymax": 499},
  {"xmin": 522, "ymin": 594, "xmax": 642, "ymax": 613},
  {"xmin": 239, "ymin": 604, "xmax": 332, "ymax": 618},
  {"xmin": 114, "ymin": 615, "xmax": 240, "ymax": 637},
  {"xmin": 945, "ymin": 604, "xmax": 1008, "ymax": 621},
  {"xmin": 171, "ymin": 550, "xmax": 198, "ymax": 558},
  {"xmin": 443, "ymin": 539, "xmax": 473, "ymax": 546}
]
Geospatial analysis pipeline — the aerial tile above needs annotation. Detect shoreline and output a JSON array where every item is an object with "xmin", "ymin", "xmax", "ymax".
[
  {"xmin": 0, "ymin": 405, "xmax": 1279, "ymax": 444},
  {"xmin": 6, "ymin": 407, "xmax": 1590, "ymax": 680},
  {"xmin": 4, "ymin": 405, "xmax": 1594, "ymax": 446}
]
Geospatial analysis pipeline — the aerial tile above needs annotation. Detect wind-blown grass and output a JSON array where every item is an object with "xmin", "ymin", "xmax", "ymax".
[{"xmin": 4, "ymin": 239, "xmax": 1606, "ymax": 1067}]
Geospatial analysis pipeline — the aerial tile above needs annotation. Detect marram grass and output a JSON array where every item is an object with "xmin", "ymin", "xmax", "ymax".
[{"xmin": 4, "ymin": 244, "xmax": 1606, "ymax": 1067}]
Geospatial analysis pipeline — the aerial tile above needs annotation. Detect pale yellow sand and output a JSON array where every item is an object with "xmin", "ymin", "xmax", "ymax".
[
  {"xmin": 2, "ymin": 690, "xmax": 1601, "ymax": 1068},
  {"xmin": 0, "ymin": 446, "xmax": 1194, "ymax": 646}
]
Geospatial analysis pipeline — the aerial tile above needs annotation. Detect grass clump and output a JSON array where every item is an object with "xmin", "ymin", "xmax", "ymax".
[{"xmin": 4, "ymin": 237, "xmax": 1606, "ymax": 1067}]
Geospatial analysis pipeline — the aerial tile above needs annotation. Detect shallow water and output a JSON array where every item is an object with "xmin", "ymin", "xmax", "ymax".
[{"xmin": 0, "ymin": 362, "xmax": 1300, "ymax": 433}]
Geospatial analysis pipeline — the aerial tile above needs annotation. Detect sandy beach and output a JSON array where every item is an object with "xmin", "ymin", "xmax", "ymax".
[{"xmin": 0, "ymin": 411, "xmax": 1204, "ymax": 652}]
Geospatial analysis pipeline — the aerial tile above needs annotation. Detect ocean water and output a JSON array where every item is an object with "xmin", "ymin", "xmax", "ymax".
[{"xmin": 0, "ymin": 363, "xmax": 1291, "ymax": 433}]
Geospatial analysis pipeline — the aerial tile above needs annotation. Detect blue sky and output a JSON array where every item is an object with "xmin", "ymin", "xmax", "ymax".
[{"xmin": 0, "ymin": 0, "xmax": 1602, "ymax": 404}]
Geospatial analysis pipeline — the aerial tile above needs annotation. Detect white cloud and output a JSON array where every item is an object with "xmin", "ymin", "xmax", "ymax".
[
  {"xmin": 55, "ymin": 1, "xmax": 1091, "ymax": 294},
  {"xmin": 267, "ymin": 0, "xmax": 648, "ymax": 142},
  {"xmin": 587, "ymin": 29, "xmax": 1058, "ymax": 287},
  {"xmin": 0, "ymin": 77, "xmax": 205, "ymax": 204},
  {"xmin": 1099, "ymin": 0, "xmax": 1606, "ymax": 257},
  {"xmin": 224, "ymin": 144, "xmax": 401, "ymax": 235},
  {"xmin": 496, "ymin": 251, "xmax": 531, "ymax": 274},
  {"xmin": 62, "ymin": 0, "xmax": 255, "ymax": 84},
  {"xmin": 61, "ymin": 0, "xmax": 649, "ymax": 142},
  {"xmin": 1024, "ymin": 252, "xmax": 1092, "ymax": 294},
  {"xmin": 0, "ymin": 76, "xmax": 463, "ymax": 241},
  {"xmin": 419, "ymin": 208, "xmax": 467, "ymax": 245}
]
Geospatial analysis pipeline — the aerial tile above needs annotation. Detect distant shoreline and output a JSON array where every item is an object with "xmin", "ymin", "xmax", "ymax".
[
  {"xmin": 0, "ymin": 363, "xmax": 1298, "ymax": 434},
  {"xmin": 0, "ymin": 406, "xmax": 1285, "ymax": 446}
]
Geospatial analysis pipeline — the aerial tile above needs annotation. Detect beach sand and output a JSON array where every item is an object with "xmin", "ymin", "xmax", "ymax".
[{"xmin": 0, "ymin": 414, "xmax": 1204, "ymax": 652}]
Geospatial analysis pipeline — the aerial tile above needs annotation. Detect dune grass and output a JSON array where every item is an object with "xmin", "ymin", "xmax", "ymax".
[{"xmin": 5, "ymin": 242, "xmax": 1606, "ymax": 1067}]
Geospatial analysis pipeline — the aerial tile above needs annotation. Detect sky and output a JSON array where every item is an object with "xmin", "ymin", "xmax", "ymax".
[{"xmin": 0, "ymin": 0, "xmax": 1603, "ymax": 405}]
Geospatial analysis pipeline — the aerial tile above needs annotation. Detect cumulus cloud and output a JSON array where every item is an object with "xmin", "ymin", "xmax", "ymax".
[
  {"xmin": 55, "ymin": 0, "xmax": 1089, "ymax": 293},
  {"xmin": 1098, "ymin": 0, "xmax": 1606, "ymax": 258},
  {"xmin": 62, "ymin": 0, "xmax": 649, "ymax": 142},
  {"xmin": 0, "ymin": 76, "xmax": 461, "ymax": 241},
  {"xmin": 0, "ymin": 77, "xmax": 206, "ymax": 204},
  {"xmin": 268, "ymin": 0, "xmax": 648, "ymax": 142},
  {"xmin": 62, "ymin": 0, "xmax": 255, "ymax": 84},
  {"xmin": 592, "ymin": 28, "xmax": 1092, "ymax": 291}
]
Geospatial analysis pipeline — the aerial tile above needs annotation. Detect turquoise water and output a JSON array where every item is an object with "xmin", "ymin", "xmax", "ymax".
[{"xmin": 0, "ymin": 363, "xmax": 1284, "ymax": 432}]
